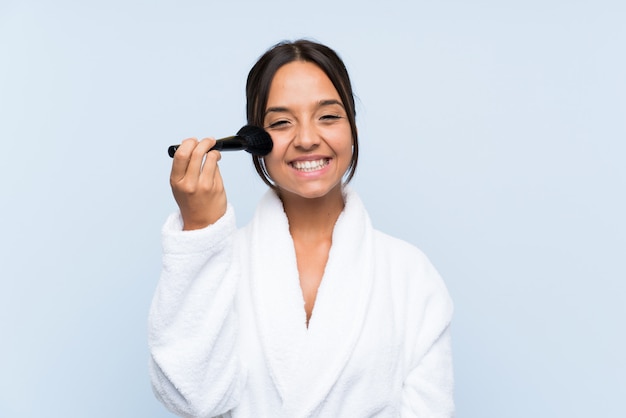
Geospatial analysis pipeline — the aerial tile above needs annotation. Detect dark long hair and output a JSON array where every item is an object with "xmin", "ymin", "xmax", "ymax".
[{"xmin": 246, "ymin": 39, "xmax": 359, "ymax": 188}]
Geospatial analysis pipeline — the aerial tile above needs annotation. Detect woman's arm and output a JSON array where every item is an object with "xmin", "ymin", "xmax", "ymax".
[{"xmin": 150, "ymin": 138, "xmax": 242, "ymax": 417}]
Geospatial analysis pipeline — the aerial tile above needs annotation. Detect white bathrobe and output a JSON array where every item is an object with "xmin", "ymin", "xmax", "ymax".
[{"xmin": 149, "ymin": 187, "xmax": 454, "ymax": 418}]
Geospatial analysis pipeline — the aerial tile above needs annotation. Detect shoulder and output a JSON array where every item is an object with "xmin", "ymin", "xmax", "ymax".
[
  {"xmin": 372, "ymin": 229, "xmax": 453, "ymax": 315},
  {"xmin": 373, "ymin": 230, "xmax": 422, "ymax": 257},
  {"xmin": 372, "ymin": 230, "xmax": 438, "ymax": 279}
]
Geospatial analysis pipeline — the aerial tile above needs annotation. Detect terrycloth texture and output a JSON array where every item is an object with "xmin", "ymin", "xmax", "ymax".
[{"xmin": 149, "ymin": 187, "xmax": 454, "ymax": 418}]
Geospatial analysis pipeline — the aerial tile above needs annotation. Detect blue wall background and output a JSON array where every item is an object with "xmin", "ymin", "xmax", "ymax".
[{"xmin": 1, "ymin": 1, "xmax": 624, "ymax": 416}]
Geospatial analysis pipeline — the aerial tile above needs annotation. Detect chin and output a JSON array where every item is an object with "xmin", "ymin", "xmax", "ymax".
[{"xmin": 278, "ymin": 182, "xmax": 343, "ymax": 201}]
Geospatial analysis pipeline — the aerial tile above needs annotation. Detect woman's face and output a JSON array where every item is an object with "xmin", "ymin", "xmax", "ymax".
[{"xmin": 262, "ymin": 61, "xmax": 353, "ymax": 201}]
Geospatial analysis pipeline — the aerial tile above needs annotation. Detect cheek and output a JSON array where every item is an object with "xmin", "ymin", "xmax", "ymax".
[
  {"xmin": 329, "ymin": 126, "xmax": 354, "ymax": 155},
  {"xmin": 262, "ymin": 149, "xmax": 284, "ymax": 178}
]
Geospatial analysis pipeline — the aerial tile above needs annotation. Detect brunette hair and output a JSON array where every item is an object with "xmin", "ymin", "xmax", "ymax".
[{"xmin": 246, "ymin": 39, "xmax": 359, "ymax": 188}]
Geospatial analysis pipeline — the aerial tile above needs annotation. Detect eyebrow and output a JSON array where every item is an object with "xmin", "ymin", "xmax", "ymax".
[
  {"xmin": 318, "ymin": 99, "xmax": 345, "ymax": 109},
  {"xmin": 264, "ymin": 99, "xmax": 345, "ymax": 117},
  {"xmin": 264, "ymin": 106, "xmax": 289, "ymax": 116}
]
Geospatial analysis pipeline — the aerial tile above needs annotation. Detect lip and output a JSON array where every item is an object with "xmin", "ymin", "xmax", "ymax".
[{"xmin": 288, "ymin": 154, "xmax": 331, "ymax": 163}]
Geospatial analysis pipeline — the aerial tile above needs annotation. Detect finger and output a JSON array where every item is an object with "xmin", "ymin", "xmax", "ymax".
[
  {"xmin": 199, "ymin": 149, "xmax": 223, "ymax": 189},
  {"xmin": 184, "ymin": 137, "xmax": 217, "ymax": 179},
  {"xmin": 170, "ymin": 138, "xmax": 198, "ymax": 182},
  {"xmin": 198, "ymin": 136, "xmax": 222, "ymax": 174}
]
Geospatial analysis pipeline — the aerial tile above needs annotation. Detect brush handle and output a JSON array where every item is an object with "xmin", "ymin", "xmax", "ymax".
[
  {"xmin": 211, "ymin": 136, "xmax": 244, "ymax": 151},
  {"xmin": 168, "ymin": 136, "xmax": 243, "ymax": 158}
]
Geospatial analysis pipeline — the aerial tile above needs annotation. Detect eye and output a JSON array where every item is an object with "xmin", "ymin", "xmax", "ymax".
[
  {"xmin": 320, "ymin": 114, "xmax": 342, "ymax": 122},
  {"xmin": 266, "ymin": 120, "xmax": 290, "ymax": 129}
]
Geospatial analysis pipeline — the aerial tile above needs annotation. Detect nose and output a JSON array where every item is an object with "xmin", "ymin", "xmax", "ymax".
[{"xmin": 293, "ymin": 121, "xmax": 320, "ymax": 151}]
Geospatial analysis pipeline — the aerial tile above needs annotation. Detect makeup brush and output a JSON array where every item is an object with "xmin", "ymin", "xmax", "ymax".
[{"xmin": 168, "ymin": 125, "xmax": 273, "ymax": 158}]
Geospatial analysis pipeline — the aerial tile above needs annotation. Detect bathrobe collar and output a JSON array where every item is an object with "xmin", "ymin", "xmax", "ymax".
[{"xmin": 246, "ymin": 186, "xmax": 376, "ymax": 416}]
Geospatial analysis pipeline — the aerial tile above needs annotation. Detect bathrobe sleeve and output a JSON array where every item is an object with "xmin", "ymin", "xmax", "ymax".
[
  {"xmin": 400, "ymin": 254, "xmax": 455, "ymax": 417},
  {"xmin": 148, "ymin": 205, "xmax": 244, "ymax": 418}
]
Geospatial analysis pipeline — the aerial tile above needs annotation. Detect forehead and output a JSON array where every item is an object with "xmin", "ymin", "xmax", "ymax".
[{"xmin": 267, "ymin": 61, "xmax": 340, "ymax": 102}]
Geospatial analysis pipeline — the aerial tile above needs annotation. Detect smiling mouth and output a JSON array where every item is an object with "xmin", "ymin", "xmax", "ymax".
[{"xmin": 290, "ymin": 158, "xmax": 331, "ymax": 172}]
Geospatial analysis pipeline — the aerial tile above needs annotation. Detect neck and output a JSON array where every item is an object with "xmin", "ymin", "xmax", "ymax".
[{"xmin": 278, "ymin": 186, "xmax": 345, "ymax": 240}]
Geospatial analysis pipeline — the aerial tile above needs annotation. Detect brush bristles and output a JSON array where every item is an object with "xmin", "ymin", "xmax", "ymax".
[{"xmin": 236, "ymin": 125, "xmax": 273, "ymax": 156}]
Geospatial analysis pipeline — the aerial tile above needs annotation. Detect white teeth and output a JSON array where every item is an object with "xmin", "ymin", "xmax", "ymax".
[{"xmin": 291, "ymin": 159, "xmax": 329, "ymax": 172}]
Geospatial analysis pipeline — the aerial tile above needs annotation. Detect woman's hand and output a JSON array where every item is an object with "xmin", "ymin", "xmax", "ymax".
[{"xmin": 170, "ymin": 137, "xmax": 227, "ymax": 230}]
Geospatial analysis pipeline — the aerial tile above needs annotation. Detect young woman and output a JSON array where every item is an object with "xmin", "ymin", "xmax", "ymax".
[{"xmin": 149, "ymin": 39, "xmax": 454, "ymax": 417}]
